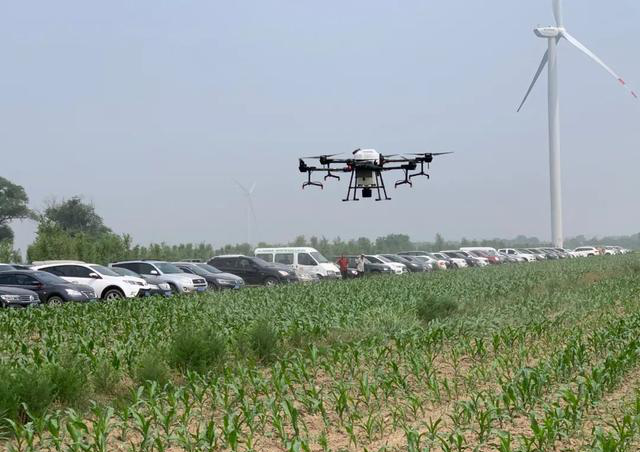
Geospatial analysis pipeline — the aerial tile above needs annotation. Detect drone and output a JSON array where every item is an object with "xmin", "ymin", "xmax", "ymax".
[{"xmin": 298, "ymin": 148, "xmax": 452, "ymax": 201}]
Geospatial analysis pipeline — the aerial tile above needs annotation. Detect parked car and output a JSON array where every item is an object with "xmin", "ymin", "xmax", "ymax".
[
  {"xmin": 520, "ymin": 248, "xmax": 548, "ymax": 260},
  {"xmin": 110, "ymin": 267, "xmax": 173, "ymax": 297},
  {"xmin": 448, "ymin": 250, "xmax": 490, "ymax": 267},
  {"xmin": 530, "ymin": 248, "xmax": 559, "ymax": 260},
  {"xmin": 0, "ymin": 270, "xmax": 96, "ymax": 304},
  {"xmin": 573, "ymin": 246, "xmax": 600, "ymax": 257},
  {"xmin": 0, "ymin": 286, "xmax": 39, "ymax": 308},
  {"xmin": 209, "ymin": 255, "xmax": 297, "ymax": 286},
  {"xmin": 344, "ymin": 256, "xmax": 393, "ymax": 275},
  {"xmin": 434, "ymin": 252, "xmax": 468, "ymax": 269},
  {"xmin": 399, "ymin": 252, "xmax": 448, "ymax": 270},
  {"xmin": 380, "ymin": 254, "xmax": 429, "ymax": 272},
  {"xmin": 111, "ymin": 260, "xmax": 208, "ymax": 294},
  {"xmin": 254, "ymin": 247, "xmax": 341, "ymax": 280},
  {"xmin": 0, "ymin": 263, "xmax": 32, "ymax": 271},
  {"xmin": 32, "ymin": 261, "xmax": 142, "ymax": 300},
  {"xmin": 498, "ymin": 248, "xmax": 537, "ymax": 262},
  {"xmin": 173, "ymin": 262, "xmax": 245, "ymax": 290},
  {"xmin": 461, "ymin": 247, "xmax": 507, "ymax": 264},
  {"xmin": 364, "ymin": 255, "xmax": 407, "ymax": 274}
]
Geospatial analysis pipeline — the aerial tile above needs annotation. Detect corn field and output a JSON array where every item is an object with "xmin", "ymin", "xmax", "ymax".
[{"xmin": 1, "ymin": 255, "xmax": 640, "ymax": 451}]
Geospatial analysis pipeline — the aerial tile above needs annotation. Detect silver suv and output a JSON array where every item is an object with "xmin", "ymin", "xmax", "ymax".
[{"xmin": 110, "ymin": 260, "xmax": 208, "ymax": 294}]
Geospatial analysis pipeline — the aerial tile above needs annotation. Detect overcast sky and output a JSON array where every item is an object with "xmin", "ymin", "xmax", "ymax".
[{"xmin": 3, "ymin": 0, "xmax": 640, "ymax": 254}]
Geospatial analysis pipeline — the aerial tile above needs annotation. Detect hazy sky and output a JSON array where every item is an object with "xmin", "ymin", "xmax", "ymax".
[{"xmin": 3, "ymin": 0, "xmax": 640, "ymax": 254}]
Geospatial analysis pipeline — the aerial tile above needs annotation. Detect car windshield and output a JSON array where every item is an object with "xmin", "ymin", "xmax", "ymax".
[
  {"xmin": 366, "ymin": 256, "xmax": 383, "ymax": 264},
  {"xmin": 376, "ymin": 256, "xmax": 393, "ymax": 263},
  {"xmin": 111, "ymin": 267, "xmax": 141, "ymax": 277},
  {"xmin": 33, "ymin": 271, "xmax": 67, "ymax": 284},
  {"xmin": 195, "ymin": 263, "xmax": 222, "ymax": 274},
  {"xmin": 155, "ymin": 262, "xmax": 184, "ymax": 274},
  {"xmin": 91, "ymin": 265, "xmax": 121, "ymax": 277},
  {"xmin": 470, "ymin": 251, "xmax": 488, "ymax": 258},
  {"xmin": 517, "ymin": 249, "xmax": 531, "ymax": 254},
  {"xmin": 0, "ymin": 265, "xmax": 12, "ymax": 272},
  {"xmin": 310, "ymin": 252, "xmax": 329, "ymax": 263},
  {"xmin": 179, "ymin": 265, "xmax": 207, "ymax": 276}
]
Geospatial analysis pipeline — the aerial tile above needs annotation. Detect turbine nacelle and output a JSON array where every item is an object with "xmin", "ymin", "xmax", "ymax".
[{"xmin": 534, "ymin": 27, "xmax": 563, "ymax": 38}]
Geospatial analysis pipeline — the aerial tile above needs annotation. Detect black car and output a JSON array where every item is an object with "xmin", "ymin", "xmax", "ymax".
[
  {"xmin": 380, "ymin": 254, "xmax": 428, "ymax": 272},
  {"xmin": 0, "ymin": 270, "xmax": 96, "ymax": 305},
  {"xmin": 208, "ymin": 255, "xmax": 297, "ymax": 286},
  {"xmin": 173, "ymin": 262, "xmax": 245, "ymax": 290},
  {"xmin": 110, "ymin": 267, "xmax": 173, "ymax": 297},
  {"xmin": 0, "ymin": 286, "xmax": 39, "ymax": 308}
]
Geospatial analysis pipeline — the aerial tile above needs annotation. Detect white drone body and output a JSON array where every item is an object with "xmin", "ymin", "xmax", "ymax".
[{"xmin": 352, "ymin": 149, "xmax": 380, "ymax": 187}]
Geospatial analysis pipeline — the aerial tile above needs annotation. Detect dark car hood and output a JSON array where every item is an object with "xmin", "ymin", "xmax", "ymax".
[
  {"xmin": 201, "ymin": 272, "xmax": 243, "ymax": 282},
  {"xmin": 0, "ymin": 286, "xmax": 38, "ymax": 296}
]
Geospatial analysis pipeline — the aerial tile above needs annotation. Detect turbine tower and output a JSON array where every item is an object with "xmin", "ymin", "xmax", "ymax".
[
  {"xmin": 235, "ymin": 181, "xmax": 257, "ymax": 245},
  {"xmin": 517, "ymin": 0, "xmax": 637, "ymax": 248}
]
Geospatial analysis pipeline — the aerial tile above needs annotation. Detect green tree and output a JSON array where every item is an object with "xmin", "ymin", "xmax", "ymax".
[
  {"xmin": 43, "ymin": 196, "xmax": 111, "ymax": 237},
  {"xmin": 0, "ymin": 176, "xmax": 33, "ymax": 241}
]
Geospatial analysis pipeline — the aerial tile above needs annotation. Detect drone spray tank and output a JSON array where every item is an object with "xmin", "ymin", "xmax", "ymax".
[{"xmin": 352, "ymin": 149, "xmax": 381, "ymax": 198}]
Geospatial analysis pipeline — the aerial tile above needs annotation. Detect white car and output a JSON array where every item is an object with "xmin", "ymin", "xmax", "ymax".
[
  {"xmin": 365, "ymin": 255, "xmax": 407, "ymax": 274},
  {"xmin": 499, "ymin": 248, "xmax": 537, "ymax": 263},
  {"xmin": 399, "ymin": 252, "xmax": 447, "ymax": 270},
  {"xmin": 434, "ymin": 252, "xmax": 468, "ymax": 269},
  {"xmin": 32, "ymin": 261, "xmax": 142, "ymax": 300},
  {"xmin": 447, "ymin": 250, "xmax": 490, "ymax": 267},
  {"xmin": 572, "ymin": 246, "xmax": 599, "ymax": 257}
]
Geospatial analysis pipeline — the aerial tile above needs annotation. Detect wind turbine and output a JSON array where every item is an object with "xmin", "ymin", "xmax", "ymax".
[
  {"xmin": 517, "ymin": 0, "xmax": 637, "ymax": 248},
  {"xmin": 235, "ymin": 181, "xmax": 257, "ymax": 245}
]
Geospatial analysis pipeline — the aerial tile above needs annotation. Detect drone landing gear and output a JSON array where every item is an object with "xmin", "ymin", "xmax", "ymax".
[
  {"xmin": 342, "ymin": 171, "xmax": 391, "ymax": 201},
  {"xmin": 374, "ymin": 171, "xmax": 391, "ymax": 201},
  {"xmin": 302, "ymin": 171, "xmax": 323, "ymax": 190},
  {"xmin": 395, "ymin": 169, "xmax": 413, "ymax": 188},
  {"xmin": 324, "ymin": 170, "xmax": 340, "ymax": 181},
  {"xmin": 342, "ymin": 170, "xmax": 359, "ymax": 202},
  {"xmin": 409, "ymin": 161, "xmax": 430, "ymax": 180}
]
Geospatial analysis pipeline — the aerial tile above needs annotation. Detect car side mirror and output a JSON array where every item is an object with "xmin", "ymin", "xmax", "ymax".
[
  {"xmin": 150, "ymin": 270, "xmax": 159, "ymax": 276},
  {"xmin": 89, "ymin": 273, "xmax": 100, "ymax": 279}
]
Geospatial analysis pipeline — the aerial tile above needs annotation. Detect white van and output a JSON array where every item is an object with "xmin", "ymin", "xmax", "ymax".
[{"xmin": 254, "ymin": 247, "xmax": 341, "ymax": 279}]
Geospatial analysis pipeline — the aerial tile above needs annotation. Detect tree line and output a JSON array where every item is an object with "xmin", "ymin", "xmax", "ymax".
[{"xmin": 1, "ymin": 176, "xmax": 638, "ymax": 264}]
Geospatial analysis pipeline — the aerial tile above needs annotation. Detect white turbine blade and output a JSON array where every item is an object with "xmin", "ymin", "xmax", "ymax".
[
  {"xmin": 234, "ymin": 179, "xmax": 249, "ymax": 195},
  {"xmin": 562, "ymin": 31, "xmax": 639, "ymax": 99},
  {"xmin": 552, "ymin": 0, "xmax": 563, "ymax": 27},
  {"xmin": 248, "ymin": 182, "xmax": 257, "ymax": 195},
  {"xmin": 517, "ymin": 49, "xmax": 549, "ymax": 112}
]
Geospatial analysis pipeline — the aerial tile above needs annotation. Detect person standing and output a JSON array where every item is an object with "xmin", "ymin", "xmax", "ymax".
[
  {"xmin": 356, "ymin": 254, "xmax": 366, "ymax": 276},
  {"xmin": 337, "ymin": 255, "xmax": 349, "ymax": 279}
]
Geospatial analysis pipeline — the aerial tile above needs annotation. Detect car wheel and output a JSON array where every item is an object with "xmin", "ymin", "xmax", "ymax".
[
  {"xmin": 264, "ymin": 277, "xmax": 278, "ymax": 287},
  {"xmin": 208, "ymin": 282, "xmax": 219, "ymax": 291},
  {"xmin": 47, "ymin": 296, "xmax": 64, "ymax": 306},
  {"xmin": 168, "ymin": 283, "xmax": 179, "ymax": 294},
  {"xmin": 103, "ymin": 289, "xmax": 124, "ymax": 301}
]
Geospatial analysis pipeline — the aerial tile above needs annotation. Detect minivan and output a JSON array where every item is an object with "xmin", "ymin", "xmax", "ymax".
[{"xmin": 254, "ymin": 247, "xmax": 340, "ymax": 279}]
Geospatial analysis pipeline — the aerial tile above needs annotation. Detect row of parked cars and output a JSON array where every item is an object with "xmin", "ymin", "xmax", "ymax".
[{"xmin": 0, "ymin": 245, "xmax": 631, "ymax": 307}]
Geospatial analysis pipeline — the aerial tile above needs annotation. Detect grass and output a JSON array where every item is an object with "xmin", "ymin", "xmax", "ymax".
[
  {"xmin": 0, "ymin": 254, "xmax": 638, "ymax": 451},
  {"xmin": 168, "ymin": 327, "xmax": 226, "ymax": 373},
  {"xmin": 415, "ymin": 294, "xmax": 458, "ymax": 324}
]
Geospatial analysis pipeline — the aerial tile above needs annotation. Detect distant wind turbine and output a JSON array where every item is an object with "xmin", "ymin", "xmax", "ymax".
[
  {"xmin": 517, "ymin": 0, "xmax": 637, "ymax": 248},
  {"xmin": 235, "ymin": 181, "xmax": 257, "ymax": 245}
]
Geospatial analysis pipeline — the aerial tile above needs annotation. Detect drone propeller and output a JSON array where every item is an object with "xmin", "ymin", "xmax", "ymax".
[
  {"xmin": 408, "ymin": 152, "xmax": 454, "ymax": 157},
  {"xmin": 302, "ymin": 153, "xmax": 342, "ymax": 160}
]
